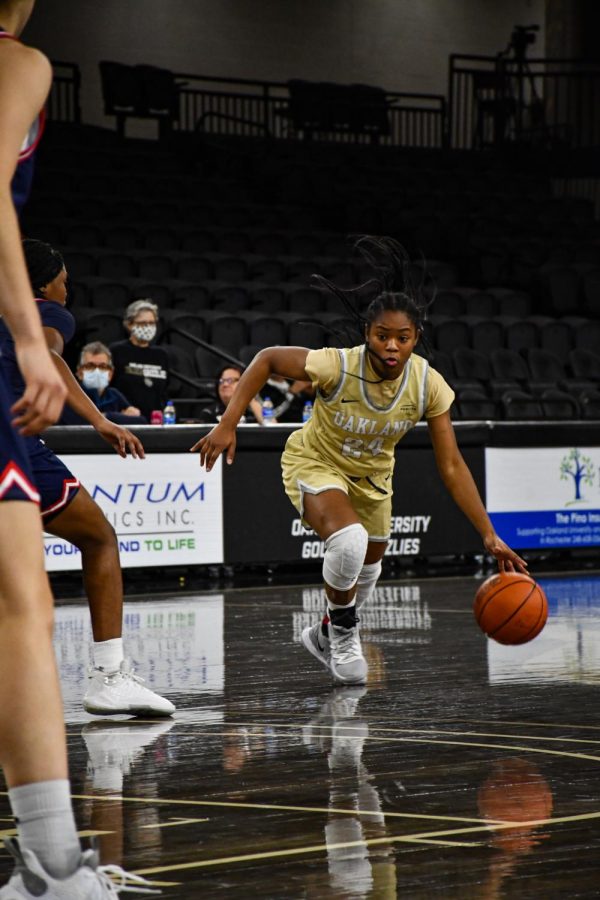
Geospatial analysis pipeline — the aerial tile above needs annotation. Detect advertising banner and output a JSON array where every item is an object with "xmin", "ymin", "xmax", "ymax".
[
  {"xmin": 44, "ymin": 453, "xmax": 223, "ymax": 572},
  {"xmin": 224, "ymin": 446, "xmax": 483, "ymax": 562},
  {"xmin": 486, "ymin": 447, "xmax": 600, "ymax": 549}
]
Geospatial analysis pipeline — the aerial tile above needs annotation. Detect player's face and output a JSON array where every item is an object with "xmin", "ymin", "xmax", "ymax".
[
  {"xmin": 218, "ymin": 368, "xmax": 241, "ymax": 405},
  {"xmin": 365, "ymin": 310, "xmax": 420, "ymax": 380},
  {"xmin": 41, "ymin": 266, "xmax": 68, "ymax": 305}
]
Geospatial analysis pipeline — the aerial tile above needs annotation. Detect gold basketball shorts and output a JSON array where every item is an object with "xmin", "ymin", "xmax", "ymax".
[{"xmin": 281, "ymin": 445, "xmax": 391, "ymax": 542}]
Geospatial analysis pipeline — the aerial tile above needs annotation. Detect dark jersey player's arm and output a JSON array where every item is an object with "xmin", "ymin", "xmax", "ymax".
[
  {"xmin": 43, "ymin": 326, "xmax": 105, "ymax": 428},
  {"xmin": 42, "ymin": 326, "xmax": 145, "ymax": 457}
]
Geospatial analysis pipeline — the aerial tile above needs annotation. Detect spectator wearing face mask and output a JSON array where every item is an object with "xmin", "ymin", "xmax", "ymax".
[
  {"xmin": 109, "ymin": 298, "xmax": 169, "ymax": 420},
  {"xmin": 74, "ymin": 341, "xmax": 147, "ymax": 423}
]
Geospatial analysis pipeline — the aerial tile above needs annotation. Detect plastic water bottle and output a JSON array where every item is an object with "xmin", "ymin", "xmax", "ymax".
[
  {"xmin": 261, "ymin": 396, "xmax": 274, "ymax": 425},
  {"xmin": 163, "ymin": 399, "xmax": 176, "ymax": 425},
  {"xmin": 302, "ymin": 400, "xmax": 313, "ymax": 422}
]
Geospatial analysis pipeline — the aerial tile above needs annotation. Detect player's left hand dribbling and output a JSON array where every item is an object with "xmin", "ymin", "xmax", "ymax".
[{"xmin": 483, "ymin": 533, "xmax": 528, "ymax": 574}]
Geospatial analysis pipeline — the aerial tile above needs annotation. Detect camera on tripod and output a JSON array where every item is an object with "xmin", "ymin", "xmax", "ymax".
[{"xmin": 508, "ymin": 24, "xmax": 539, "ymax": 61}]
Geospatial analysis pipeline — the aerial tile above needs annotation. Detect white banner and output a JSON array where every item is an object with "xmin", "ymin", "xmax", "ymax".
[
  {"xmin": 44, "ymin": 453, "xmax": 223, "ymax": 571},
  {"xmin": 486, "ymin": 446, "xmax": 600, "ymax": 549}
]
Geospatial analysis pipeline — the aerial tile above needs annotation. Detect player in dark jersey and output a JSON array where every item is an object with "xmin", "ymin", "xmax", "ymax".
[
  {"xmin": 0, "ymin": 3, "xmax": 155, "ymax": 897},
  {"xmin": 0, "ymin": 239, "xmax": 175, "ymax": 719}
]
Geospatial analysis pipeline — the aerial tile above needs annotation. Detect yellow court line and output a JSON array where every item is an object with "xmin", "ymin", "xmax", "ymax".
[
  {"xmin": 59, "ymin": 793, "xmax": 503, "ymax": 826},
  {"xmin": 221, "ymin": 719, "xmax": 600, "ymax": 748},
  {"xmin": 131, "ymin": 809, "xmax": 600, "ymax": 876},
  {"xmin": 458, "ymin": 718, "xmax": 600, "ymax": 733},
  {"xmin": 140, "ymin": 727, "xmax": 600, "ymax": 764}
]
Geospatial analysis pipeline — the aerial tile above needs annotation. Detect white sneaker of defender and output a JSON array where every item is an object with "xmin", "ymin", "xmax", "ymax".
[
  {"xmin": 0, "ymin": 837, "xmax": 159, "ymax": 898},
  {"xmin": 83, "ymin": 660, "xmax": 175, "ymax": 717},
  {"xmin": 328, "ymin": 623, "xmax": 368, "ymax": 685}
]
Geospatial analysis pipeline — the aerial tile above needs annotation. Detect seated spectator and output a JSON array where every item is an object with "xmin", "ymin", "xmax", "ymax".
[
  {"xmin": 60, "ymin": 342, "xmax": 147, "ymax": 425},
  {"xmin": 109, "ymin": 299, "xmax": 169, "ymax": 421},
  {"xmin": 201, "ymin": 365, "xmax": 265, "ymax": 423}
]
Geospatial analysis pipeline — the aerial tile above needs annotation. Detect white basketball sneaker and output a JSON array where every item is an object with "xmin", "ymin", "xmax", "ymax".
[
  {"xmin": 0, "ymin": 837, "xmax": 158, "ymax": 897},
  {"xmin": 83, "ymin": 661, "xmax": 175, "ymax": 717},
  {"xmin": 328, "ymin": 621, "xmax": 368, "ymax": 685},
  {"xmin": 301, "ymin": 618, "xmax": 331, "ymax": 672}
]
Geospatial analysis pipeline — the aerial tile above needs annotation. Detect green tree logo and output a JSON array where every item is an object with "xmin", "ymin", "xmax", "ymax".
[{"xmin": 560, "ymin": 448, "xmax": 595, "ymax": 504}]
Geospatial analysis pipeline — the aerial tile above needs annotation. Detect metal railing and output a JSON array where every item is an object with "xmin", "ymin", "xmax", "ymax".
[
  {"xmin": 48, "ymin": 61, "xmax": 81, "ymax": 123},
  {"xmin": 175, "ymin": 73, "xmax": 447, "ymax": 148},
  {"xmin": 449, "ymin": 54, "xmax": 600, "ymax": 150}
]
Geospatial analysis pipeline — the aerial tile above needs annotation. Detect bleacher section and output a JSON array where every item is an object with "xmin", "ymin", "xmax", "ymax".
[{"xmin": 20, "ymin": 124, "xmax": 600, "ymax": 421}]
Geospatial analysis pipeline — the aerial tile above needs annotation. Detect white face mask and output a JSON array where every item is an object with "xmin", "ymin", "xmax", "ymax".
[
  {"xmin": 131, "ymin": 323, "xmax": 157, "ymax": 342},
  {"xmin": 82, "ymin": 368, "xmax": 110, "ymax": 392}
]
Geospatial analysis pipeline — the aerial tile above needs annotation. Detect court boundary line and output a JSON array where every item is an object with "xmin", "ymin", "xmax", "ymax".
[{"xmin": 129, "ymin": 809, "xmax": 600, "ymax": 876}]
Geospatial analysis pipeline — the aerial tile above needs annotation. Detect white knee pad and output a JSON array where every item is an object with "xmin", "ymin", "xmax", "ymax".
[
  {"xmin": 355, "ymin": 560, "xmax": 382, "ymax": 609},
  {"xmin": 322, "ymin": 523, "xmax": 369, "ymax": 592}
]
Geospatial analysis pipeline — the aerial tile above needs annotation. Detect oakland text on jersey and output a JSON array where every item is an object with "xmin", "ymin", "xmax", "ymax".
[{"xmin": 331, "ymin": 409, "xmax": 414, "ymax": 437}]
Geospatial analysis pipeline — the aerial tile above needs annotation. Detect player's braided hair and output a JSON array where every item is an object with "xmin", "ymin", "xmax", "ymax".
[
  {"xmin": 311, "ymin": 235, "xmax": 432, "ymax": 382},
  {"xmin": 313, "ymin": 235, "xmax": 430, "ymax": 336},
  {"xmin": 22, "ymin": 239, "xmax": 64, "ymax": 295}
]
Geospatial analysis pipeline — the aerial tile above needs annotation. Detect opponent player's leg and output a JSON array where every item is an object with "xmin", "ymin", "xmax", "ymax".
[
  {"xmin": 45, "ymin": 486, "xmax": 174, "ymax": 717},
  {"xmin": 0, "ymin": 501, "xmax": 81, "ymax": 882},
  {"xmin": 302, "ymin": 489, "xmax": 369, "ymax": 684},
  {"xmin": 0, "ymin": 506, "xmax": 157, "ymax": 894}
]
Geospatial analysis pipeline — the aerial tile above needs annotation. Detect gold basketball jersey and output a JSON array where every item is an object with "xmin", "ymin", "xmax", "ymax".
[{"xmin": 284, "ymin": 345, "xmax": 454, "ymax": 498}]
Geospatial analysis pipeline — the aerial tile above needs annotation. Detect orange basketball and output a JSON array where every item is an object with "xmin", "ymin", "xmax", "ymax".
[{"xmin": 474, "ymin": 571, "xmax": 548, "ymax": 645}]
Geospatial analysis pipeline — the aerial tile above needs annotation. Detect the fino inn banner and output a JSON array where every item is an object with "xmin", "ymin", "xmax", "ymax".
[{"xmin": 486, "ymin": 447, "xmax": 600, "ymax": 549}]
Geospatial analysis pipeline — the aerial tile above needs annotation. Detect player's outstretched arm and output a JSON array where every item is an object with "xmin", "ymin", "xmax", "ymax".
[
  {"xmin": 0, "ymin": 43, "xmax": 66, "ymax": 433},
  {"xmin": 427, "ymin": 411, "xmax": 528, "ymax": 573},
  {"xmin": 191, "ymin": 346, "xmax": 311, "ymax": 471}
]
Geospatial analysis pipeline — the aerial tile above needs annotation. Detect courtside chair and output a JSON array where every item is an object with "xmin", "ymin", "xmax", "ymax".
[
  {"xmin": 540, "ymin": 389, "xmax": 580, "ymax": 420},
  {"xmin": 470, "ymin": 319, "xmax": 504, "ymax": 356},
  {"xmin": 501, "ymin": 390, "xmax": 544, "ymax": 420},
  {"xmin": 210, "ymin": 315, "xmax": 249, "ymax": 355},
  {"xmin": 248, "ymin": 317, "xmax": 287, "ymax": 349},
  {"xmin": 138, "ymin": 254, "xmax": 175, "ymax": 281},
  {"xmin": 538, "ymin": 320, "xmax": 573, "ymax": 358},
  {"xmin": 504, "ymin": 319, "xmax": 539, "ymax": 354}
]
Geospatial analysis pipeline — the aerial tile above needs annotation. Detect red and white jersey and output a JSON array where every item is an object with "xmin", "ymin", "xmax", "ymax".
[{"xmin": 0, "ymin": 29, "xmax": 46, "ymax": 160}]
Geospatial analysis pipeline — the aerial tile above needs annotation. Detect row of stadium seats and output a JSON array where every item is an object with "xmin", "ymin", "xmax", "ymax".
[
  {"xmin": 436, "ymin": 347, "xmax": 600, "ymax": 396},
  {"xmin": 65, "ymin": 251, "xmax": 370, "ymax": 286},
  {"xmin": 25, "ymin": 221, "xmax": 338, "ymax": 255},
  {"xmin": 155, "ymin": 341, "xmax": 600, "ymax": 422},
  {"xmin": 453, "ymin": 388, "xmax": 600, "ymax": 421},
  {"xmin": 74, "ymin": 305, "xmax": 600, "ymax": 357}
]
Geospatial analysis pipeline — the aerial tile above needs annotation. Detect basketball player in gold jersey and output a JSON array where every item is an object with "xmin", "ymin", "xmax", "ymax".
[{"xmin": 194, "ymin": 236, "xmax": 527, "ymax": 685}]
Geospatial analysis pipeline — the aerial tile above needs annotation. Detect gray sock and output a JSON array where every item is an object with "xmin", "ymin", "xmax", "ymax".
[{"xmin": 9, "ymin": 779, "xmax": 81, "ymax": 879}]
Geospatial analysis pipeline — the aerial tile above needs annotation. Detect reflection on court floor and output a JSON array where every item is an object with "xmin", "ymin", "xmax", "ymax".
[
  {"xmin": 1, "ymin": 573, "xmax": 599, "ymax": 897},
  {"xmin": 54, "ymin": 594, "xmax": 224, "ymax": 723},
  {"xmin": 487, "ymin": 576, "xmax": 600, "ymax": 685}
]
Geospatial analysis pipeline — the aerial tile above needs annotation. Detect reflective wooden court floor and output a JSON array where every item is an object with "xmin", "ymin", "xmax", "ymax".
[{"xmin": 2, "ymin": 572, "xmax": 600, "ymax": 898}]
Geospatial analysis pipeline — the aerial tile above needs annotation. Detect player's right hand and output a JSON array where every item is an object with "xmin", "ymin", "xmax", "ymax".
[
  {"xmin": 190, "ymin": 423, "xmax": 236, "ymax": 472},
  {"xmin": 11, "ymin": 343, "xmax": 67, "ymax": 435}
]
